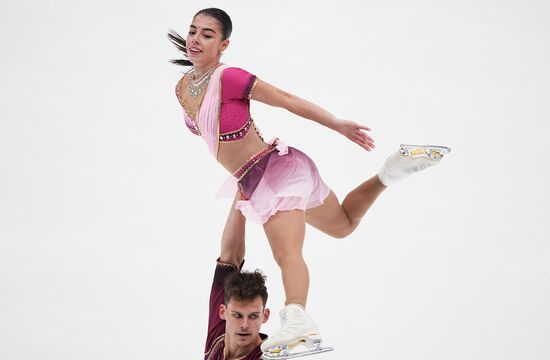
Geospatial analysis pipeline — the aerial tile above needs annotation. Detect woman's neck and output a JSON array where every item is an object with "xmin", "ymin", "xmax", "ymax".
[{"xmin": 193, "ymin": 60, "xmax": 220, "ymax": 79}]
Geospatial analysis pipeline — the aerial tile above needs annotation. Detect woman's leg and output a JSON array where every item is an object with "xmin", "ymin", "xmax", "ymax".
[
  {"xmin": 306, "ymin": 144, "xmax": 450, "ymax": 238},
  {"xmin": 263, "ymin": 209, "xmax": 309, "ymax": 306},
  {"xmin": 306, "ymin": 175, "xmax": 386, "ymax": 238},
  {"xmin": 261, "ymin": 209, "xmax": 322, "ymax": 353}
]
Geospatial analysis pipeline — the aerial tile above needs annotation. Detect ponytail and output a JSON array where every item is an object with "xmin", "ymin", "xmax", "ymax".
[{"xmin": 167, "ymin": 29, "xmax": 192, "ymax": 67}]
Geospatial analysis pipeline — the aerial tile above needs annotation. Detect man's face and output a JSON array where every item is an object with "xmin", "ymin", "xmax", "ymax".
[{"xmin": 220, "ymin": 296, "xmax": 270, "ymax": 348}]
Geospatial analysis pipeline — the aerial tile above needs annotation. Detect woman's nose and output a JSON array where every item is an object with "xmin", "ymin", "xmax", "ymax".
[{"xmin": 191, "ymin": 33, "xmax": 199, "ymax": 43}]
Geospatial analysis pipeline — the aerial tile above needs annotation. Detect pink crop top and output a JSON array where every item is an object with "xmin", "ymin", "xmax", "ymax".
[{"xmin": 179, "ymin": 67, "xmax": 258, "ymax": 142}]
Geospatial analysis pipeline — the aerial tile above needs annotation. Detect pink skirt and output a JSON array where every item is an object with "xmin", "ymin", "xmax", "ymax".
[{"xmin": 224, "ymin": 145, "xmax": 331, "ymax": 224}]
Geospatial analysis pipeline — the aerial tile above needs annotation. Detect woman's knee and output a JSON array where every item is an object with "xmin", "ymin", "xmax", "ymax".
[
  {"xmin": 329, "ymin": 221, "xmax": 359, "ymax": 239},
  {"xmin": 271, "ymin": 250, "xmax": 304, "ymax": 268}
]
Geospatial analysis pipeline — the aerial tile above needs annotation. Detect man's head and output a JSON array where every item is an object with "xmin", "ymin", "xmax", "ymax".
[{"xmin": 220, "ymin": 270, "xmax": 270, "ymax": 348}]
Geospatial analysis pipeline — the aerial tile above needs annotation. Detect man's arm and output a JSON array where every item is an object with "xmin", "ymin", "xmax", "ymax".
[
  {"xmin": 205, "ymin": 193, "xmax": 247, "ymax": 352},
  {"xmin": 219, "ymin": 193, "xmax": 246, "ymax": 268}
]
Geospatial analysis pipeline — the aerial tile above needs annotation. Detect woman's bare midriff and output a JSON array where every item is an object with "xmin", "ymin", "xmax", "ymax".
[{"xmin": 217, "ymin": 127, "xmax": 269, "ymax": 174}]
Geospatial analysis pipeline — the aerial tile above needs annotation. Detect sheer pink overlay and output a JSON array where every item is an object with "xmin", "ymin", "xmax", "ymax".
[{"xmin": 197, "ymin": 65, "xmax": 228, "ymax": 157}]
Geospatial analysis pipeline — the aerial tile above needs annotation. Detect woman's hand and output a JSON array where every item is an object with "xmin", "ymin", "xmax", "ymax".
[{"xmin": 335, "ymin": 119, "xmax": 375, "ymax": 151}]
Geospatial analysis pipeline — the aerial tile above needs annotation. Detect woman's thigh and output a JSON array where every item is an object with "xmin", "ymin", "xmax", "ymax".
[
  {"xmin": 305, "ymin": 191, "xmax": 351, "ymax": 238},
  {"xmin": 263, "ymin": 209, "xmax": 306, "ymax": 261}
]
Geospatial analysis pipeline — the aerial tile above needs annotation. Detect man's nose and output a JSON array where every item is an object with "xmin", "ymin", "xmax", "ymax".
[{"xmin": 240, "ymin": 318, "xmax": 249, "ymax": 329}]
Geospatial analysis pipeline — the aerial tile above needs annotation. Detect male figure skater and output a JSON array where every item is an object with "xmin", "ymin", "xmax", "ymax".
[{"xmin": 204, "ymin": 198, "xmax": 270, "ymax": 360}]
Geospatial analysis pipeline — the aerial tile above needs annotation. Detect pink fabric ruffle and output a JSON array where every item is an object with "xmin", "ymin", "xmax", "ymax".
[
  {"xmin": 217, "ymin": 142, "xmax": 330, "ymax": 224},
  {"xmin": 198, "ymin": 65, "xmax": 228, "ymax": 157}
]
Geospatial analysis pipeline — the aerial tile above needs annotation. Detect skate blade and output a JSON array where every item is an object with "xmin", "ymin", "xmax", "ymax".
[
  {"xmin": 399, "ymin": 144, "xmax": 451, "ymax": 160},
  {"xmin": 262, "ymin": 341, "xmax": 334, "ymax": 359}
]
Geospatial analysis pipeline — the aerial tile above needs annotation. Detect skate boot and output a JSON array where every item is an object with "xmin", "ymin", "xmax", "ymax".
[
  {"xmin": 378, "ymin": 144, "xmax": 451, "ymax": 187},
  {"xmin": 261, "ymin": 304, "xmax": 334, "ymax": 359}
]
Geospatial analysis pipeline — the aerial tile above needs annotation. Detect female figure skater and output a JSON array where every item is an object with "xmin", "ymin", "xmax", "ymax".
[{"xmin": 169, "ymin": 8, "xmax": 449, "ymax": 358}]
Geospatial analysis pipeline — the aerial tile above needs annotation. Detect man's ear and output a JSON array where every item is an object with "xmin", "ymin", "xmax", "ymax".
[
  {"xmin": 262, "ymin": 307, "xmax": 270, "ymax": 324},
  {"xmin": 219, "ymin": 304, "xmax": 227, "ymax": 320}
]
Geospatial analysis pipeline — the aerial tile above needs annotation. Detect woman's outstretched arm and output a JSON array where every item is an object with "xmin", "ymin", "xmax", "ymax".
[{"xmin": 251, "ymin": 79, "xmax": 375, "ymax": 151}]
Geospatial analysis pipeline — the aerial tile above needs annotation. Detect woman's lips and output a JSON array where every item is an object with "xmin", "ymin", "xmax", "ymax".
[{"xmin": 188, "ymin": 46, "xmax": 202, "ymax": 55}]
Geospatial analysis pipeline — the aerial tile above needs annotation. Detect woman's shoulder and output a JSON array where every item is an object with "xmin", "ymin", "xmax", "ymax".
[
  {"xmin": 222, "ymin": 65, "xmax": 254, "ymax": 77},
  {"xmin": 220, "ymin": 66, "xmax": 257, "ymax": 100},
  {"xmin": 221, "ymin": 66, "xmax": 256, "ymax": 84},
  {"xmin": 175, "ymin": 69, "xmax": 193, "ymax": 97},
  {"xmin": 174, "ymin": 75, "xmax": 184, "ymax": 98}
]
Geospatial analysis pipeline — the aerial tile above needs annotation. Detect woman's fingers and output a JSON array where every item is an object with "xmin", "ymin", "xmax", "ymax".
[
  {"xmin": 354, "ymin": 129, "xmax": 374, "ymax": 144},
  {"xmin": 340, "ymin": 120, "xmax": 375, "ymax": 151},
  {"xmin": 358, "ymin": 132, "xmax": 374, "ymax": 143},
  {"xmin": 352, "ymin": 134, "xmax": 375, "ymax": 151}
]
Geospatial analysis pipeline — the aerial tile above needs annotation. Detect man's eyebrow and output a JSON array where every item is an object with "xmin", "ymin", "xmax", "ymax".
[
  {"xmin": 189, "ymin": 25, "xmax": 216, "ymax": 33},
  {"xmin": 231, "ymin": 311, "xmax": 261, "ymax": 315}
]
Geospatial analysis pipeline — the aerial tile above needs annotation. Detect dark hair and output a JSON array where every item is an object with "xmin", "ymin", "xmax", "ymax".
[
  {"xmin": 224, "ymin": 270, "xmax": 268, "ymax": 307},
  {"xmin": 168, "ymin": 8, "xmax": 232, "ymax": 67},
  {"xmin": 196, "ymin": 8, "xmax": 232, "ymax": 40}
]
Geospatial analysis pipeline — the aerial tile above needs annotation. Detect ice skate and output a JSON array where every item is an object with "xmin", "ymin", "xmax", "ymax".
[
  {"xmin": 261, "ymin": 304, "xmax": 334, "ymax": 359},
  {"xmin": 378, "ymin": 144, "xmax": 451, "ymax": 186}
]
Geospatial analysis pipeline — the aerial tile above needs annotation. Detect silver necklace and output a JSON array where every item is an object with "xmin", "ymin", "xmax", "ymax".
[{"xmin": 188, "ymin": 65, "xmax": 216, "ymax": 98}]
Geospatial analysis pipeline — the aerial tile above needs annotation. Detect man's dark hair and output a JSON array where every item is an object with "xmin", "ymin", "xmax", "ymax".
[{"xmin": 224, "ymin": 270, "xmax": 268, "ymax": 307}]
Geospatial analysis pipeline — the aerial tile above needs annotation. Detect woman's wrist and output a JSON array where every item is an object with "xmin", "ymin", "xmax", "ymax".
[{"xmin": 328, "ymin": 117, "xmax": 342, "ymax": 132}]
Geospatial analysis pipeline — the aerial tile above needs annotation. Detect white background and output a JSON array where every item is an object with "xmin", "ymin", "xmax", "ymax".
[{"xmin": 1, "ymin": 0, "xmax": 549, "ymax": 359}]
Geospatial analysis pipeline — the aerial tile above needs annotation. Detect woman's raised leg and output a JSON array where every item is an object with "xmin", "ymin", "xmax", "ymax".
[
  {"xmin": 307, "ymin": 144, "xmax": 450, "ymax": 238},
  {"xmin": 306, "ymin": 175, "xmax": 386, "ymax": 238}
]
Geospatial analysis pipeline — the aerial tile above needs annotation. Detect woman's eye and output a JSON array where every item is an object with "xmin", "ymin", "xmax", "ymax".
[
  {"xmin": 188, "ymin": 31, "xmax": 196, "ymax": 35},
  {"xmin": 204, "ymin": 35, "xmax": 212, "ymax": 39}
]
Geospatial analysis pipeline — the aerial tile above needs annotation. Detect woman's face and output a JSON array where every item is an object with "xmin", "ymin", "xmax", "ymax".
[{"xmin": 186, "ymin": 14, "xmax": 229, "ymax": 67}]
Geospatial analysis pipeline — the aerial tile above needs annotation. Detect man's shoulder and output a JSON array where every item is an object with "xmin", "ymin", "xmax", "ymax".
[{"xmin": 204, "ymin": 330, "xmax": 225, "ymax": 360}]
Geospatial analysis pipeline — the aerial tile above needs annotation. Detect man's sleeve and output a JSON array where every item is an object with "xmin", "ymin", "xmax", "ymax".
[{"xmin": 205, "ymin": 259, "xmax": 244, "ymax": 349}]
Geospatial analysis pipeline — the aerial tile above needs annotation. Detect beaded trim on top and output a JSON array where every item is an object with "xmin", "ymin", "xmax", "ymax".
[
  {"xmin": 219, "ymin": 117, "xmax": 253, "ymax": 142},
  {"xmin": 233, "ymin": 145, "xmax": 276, "ymax": 181}
]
